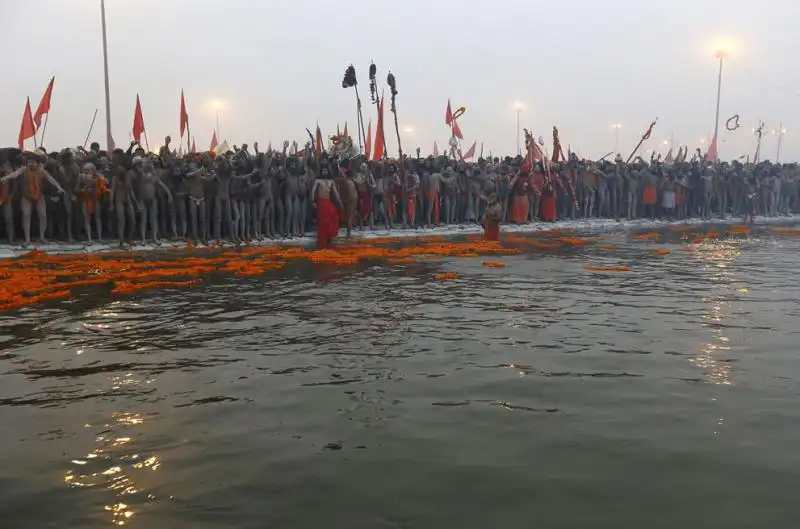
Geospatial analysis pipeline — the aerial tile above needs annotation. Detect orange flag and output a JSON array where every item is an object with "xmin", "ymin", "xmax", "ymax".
[
  {"xmin": 210, "ymin": 131, "xmax": 218, "ymax": 152},
  {"xmin": 315, "ymin": 124, "xmax": 324, "ymax": 159},
  {"xmin": 180, "ymin": 90, "xmax": 189, "ymax": 138},
  {"xmin": 33, "ymin": 76, "xmax": 55, "ymax": 129},
  {"xmin": 452, "ymin": 119, "xmax": 464, "ymax": 140},
  {"xmin": 463, "ymin": 141, "xmax": 476, "ymax": 159},
  {"xmin": 372, "ymin": 97, "xmax": 385, "ymax": 161},
  {"xmin": 365, "ymin": 120, "xmax": 372, "ymax": 159},
  {"xmin": 18, "ymin": 97, "xmax": 36, "ymax": 149},
  {"xmin": 445, "ymin": 99, "xmax": 453, "ymax": 126},
  {"xmin": 132, "ymin": 95, "xmax": 145, "ymax": 142}
]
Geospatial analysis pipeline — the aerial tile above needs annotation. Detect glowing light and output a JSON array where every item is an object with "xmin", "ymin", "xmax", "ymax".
[
  {"xmin": 512, "ymin": 101, "xmax": 525, "ymax": 111},
  {"xmin": 402, "ymin": 126, "xmax": 415, "ymax": 134},
  {"xmin": 208, "ymin": 98, "xmax": 225, "ymax": 111},
  {"xmin": 711, "ymin": 37, "xmax": 736, "ymax": 58},
  {"xmin": 612, "ymin": 123, "xmax": 623, "ymax": 130}
]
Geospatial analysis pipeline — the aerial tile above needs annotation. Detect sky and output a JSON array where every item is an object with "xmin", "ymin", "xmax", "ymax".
[{"xmin": 3, "ymin": 0, "xmax": 800, "ymax": 161}]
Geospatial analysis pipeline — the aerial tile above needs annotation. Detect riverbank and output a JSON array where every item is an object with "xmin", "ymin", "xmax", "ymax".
[{"xmin": 0, "ymin": 215, "xmax": 797, "ymax": 258}]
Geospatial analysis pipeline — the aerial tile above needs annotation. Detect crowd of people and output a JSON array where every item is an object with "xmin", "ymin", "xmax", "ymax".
[{"xmin": 0, "ymin": 135, "xmax": 796, "ymax": 249}]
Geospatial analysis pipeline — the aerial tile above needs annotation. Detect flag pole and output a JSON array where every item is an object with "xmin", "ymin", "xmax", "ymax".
[
  {"xmin": 83, "ymin": 109, "xmax": 99, "ymax": 149},
  {"xmin": 100, "ymin": 0, "xmax": 113, "ymax": 152},
  {"xmin": 39, "ymin": 112, "xmax": 50, "ymax": 149}
]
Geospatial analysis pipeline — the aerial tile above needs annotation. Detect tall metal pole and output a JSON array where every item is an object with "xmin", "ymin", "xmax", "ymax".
[
  {"xmin": 101, "ymin": 0, "xmax": 113, "ymax": 152},
  {"xmin": 516, "ymin": 110, "xmax": 520, "ymax": 156},
  {"xmin": 614, "ymin": 128, "xmax": 619, "ymax": 153},
  {"xmin": 712, "ymin": 53, "xmax": 725, "ymax": 159},
  {"xmin": 216, "ymin": 111, "xmax": 220, "ymax": 142},
  {"xmin": 776, "ymin": 122, "xmax": 784, "ymax": 163}
]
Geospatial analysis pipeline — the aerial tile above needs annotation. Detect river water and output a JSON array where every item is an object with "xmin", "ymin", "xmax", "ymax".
[{"xmin": 2, "ymin": 225, "xmax": 800, "ymax": 528}]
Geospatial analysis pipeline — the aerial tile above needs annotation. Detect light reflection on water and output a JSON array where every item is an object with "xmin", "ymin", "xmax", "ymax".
[{"xmin": 2, "ymin": 226, "xmax": 800, "ymax": 528}]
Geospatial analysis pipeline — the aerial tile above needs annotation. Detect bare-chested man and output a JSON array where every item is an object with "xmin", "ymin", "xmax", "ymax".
[
  {"xmin": 75, "ymin": 162, "xmax": 108, "ymax": 244},
  {"xmin": 0, "ymin": 150, "xmax": 66, "ymax": 246},
  {"xmin": 133, "ymin": 157, "xmax": 173, "ymax": 245}
]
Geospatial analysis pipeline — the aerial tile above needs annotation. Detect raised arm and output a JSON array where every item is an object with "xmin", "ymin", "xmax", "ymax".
[{"xmin": 0, "ymin": 166, "xmax": 26, "ymax": 183}]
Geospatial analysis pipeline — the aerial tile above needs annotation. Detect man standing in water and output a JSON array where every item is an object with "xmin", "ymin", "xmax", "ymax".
[
  {"xmin": 482, "ymin": 192, "xmax": 502, "ymax": 241},
  {"xmin": 311, "ymin": 161, "xmax": 342, "ymax": 249}
]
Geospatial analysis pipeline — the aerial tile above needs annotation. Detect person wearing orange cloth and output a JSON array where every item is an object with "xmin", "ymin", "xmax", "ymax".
[
  {"xmin": 641, "ymin": 167, "xmax": 659, "ymax": 220},
  {"xmin": 539, "ymin": 162, "xmax": 557, "ymax": 222},
  {"xmin": 482, "ymin": 193, "xmax": 502, "ymax": 241},
  {"xmin": 311, "ymin": 161, "xmax": 342, "ymax": 249},
  {"xmin": 403, "ymin": 166, "xmax": 420, "ymax": 227},
  {"xmin": 0, "ymin": 149, "xmax": 65, "ymax": 247},
  {"xmin": 76, "ymin": 162, "xmax": 109, "ymax": 244},
  {"xmin": 509, "ymin": 169, "xmax": 531, "ymax": 224}
]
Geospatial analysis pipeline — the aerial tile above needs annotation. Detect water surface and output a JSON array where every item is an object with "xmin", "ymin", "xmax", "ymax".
[{"xmin": 2, "ymin": 226, "xmax": 800, "ymax": 528}]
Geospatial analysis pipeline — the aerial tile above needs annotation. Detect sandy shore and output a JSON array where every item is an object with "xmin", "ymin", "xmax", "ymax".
[{"xmin": 0, "ymin": 215, "xmax": 797, "ymax": 258}]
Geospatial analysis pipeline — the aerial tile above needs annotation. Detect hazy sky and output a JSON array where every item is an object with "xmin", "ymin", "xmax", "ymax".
[{"xmin": 3, "ymin": 0, "xmax": 800, "ymax": 161}]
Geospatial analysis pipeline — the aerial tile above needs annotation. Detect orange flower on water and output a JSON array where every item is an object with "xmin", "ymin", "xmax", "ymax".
[
  {"xmin": 557, "ymin": 237, "xmax": 589, "ymax": 246},
  {"xmin": 387, "ymin": 257, "xmax": 416, "ymax": 264},
  {"xmin": 435, "ymin": 273, "xmax": 459, "ymax": 280},
  {"xmin": 651, "ymin": 249, "xmax": 671, "ymax": 256},
  {"xmin": 482, "ymin": 261, "xmax": 506, "ymax": 268},
  {"xmin": 583, "ymin": 266, "xmax": 631, "ymax": 272},
  {"xmin": 630, "ymin": 232, "xmax": 660, "ymax": 240},
  {"xmin": 730, "ymin": 225, "xmax": 750, "ymax": 235}
]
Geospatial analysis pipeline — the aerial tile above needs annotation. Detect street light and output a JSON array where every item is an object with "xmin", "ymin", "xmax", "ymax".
[
  {"xmin": 711, "ymin": 43, "xmax": 731, "ymax": 160},
  {"xmin": 512, "ymin": 101, "xmax": 525, "ymax": 155},
  {"xmin": 612, "ymin": 123, "xmax": 623, "ymax": 152},
  {"xmin": 402, "ymin": 125, "xmax": 415, "ymax": 134},
  {"xmin": 209, "ymin": 98, "xmax": 225, "ymax": 140},
  {"xmin": 100, "ymin": 0, "xmax": 113, "ymax": 152}
]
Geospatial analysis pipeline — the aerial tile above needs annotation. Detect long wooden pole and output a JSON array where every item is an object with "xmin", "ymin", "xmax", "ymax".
[{"xmin": 626, "ymin": 119, "xmax": 658, "ymax": 164}]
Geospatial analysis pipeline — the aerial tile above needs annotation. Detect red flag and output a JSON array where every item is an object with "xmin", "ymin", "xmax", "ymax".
[
  {"xmin": 372, "ymin": 97, "xmax": 385, "ymax": 161},
  {"xmin": 315, "ymin": 124, "xmax": 324, "ymax": 159},
  {"xmin": 33, "ymin": 76, "xmax": 55, "ymax": 129},
  {"xmin": 365, "ymin": 120, "xmax": 372, "ymax": 159},
  {"xmin": 452, "ymin": 119, "xmax": 464, "ymax": 140},
  {"xmin": 210, "ymin": 130, "xmax": 218, "ymax": 152},
  {"xmin": 18, "ymin": 97, "xmax": 36, "ymax": 149},
  {"xmin": 343, "ymin": 122, "xmax": 349, "ymax": 138},
  {"xmin": 180, "ymin": 90, "xmax": 189, "ymax": 138},
  {"xmin": 664, "ymin": 148, "xmax": 674, "ymax": 163},
  {"xmin": 445, "ymin": 99, "xmax": 453, "ymax": 126},
  {"xmin": 707, "ymin": 134, "xmax": 718, "ymax": 162},
  {"xmin": 433, "ymin": 141, "xmax": 439, "ymax": 157},
  {"xmin": 132, "ymin": 95, "xmax": 145, "ymax": 143},
  {"xmin": 191, "ymin": 138, "xmax": 196, "ymax": 152},
  {"xmin": 463, "ymin": 141, "xmax": 476, "ymax": 159}
]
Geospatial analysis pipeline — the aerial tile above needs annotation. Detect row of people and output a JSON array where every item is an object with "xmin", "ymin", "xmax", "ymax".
[{"xmin": 0, "ymin": 137, "xmax": 795, "ymax": 248}]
